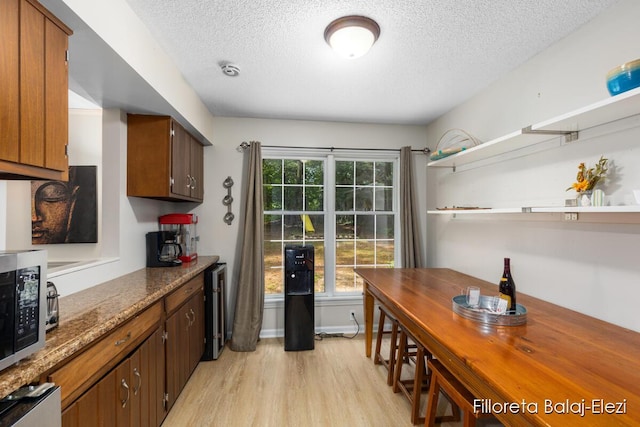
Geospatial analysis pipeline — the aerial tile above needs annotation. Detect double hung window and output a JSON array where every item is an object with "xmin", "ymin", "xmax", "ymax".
[{"xmin": 263, "ymin": 150, "xmax": 398, "ymax": 298}]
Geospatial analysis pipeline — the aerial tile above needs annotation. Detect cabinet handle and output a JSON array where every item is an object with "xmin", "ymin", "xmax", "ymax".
[
  {"xmin": 185, "ymin": 312, "xmax": 192, "ymax": 328},
  {"xmin": 115, "ymin": 332, "xmax": 131, "ymax": 346},
  {"xmin": 191, "ymin": 176, "xmax": 196, "ymax": 190},
  {"xmin": 186, "ymin": 174, "xmax": 192, "ymax": 188},
  {"xmin": 133, "ymin": 368, "xmax": 142, "ymax": 396},
  {"xmin": 121, "ymin": 378, "xmax": 130, "ymax": 408},
  {"xmin": 190, "ymin": 308, "xmax": 196, "ymax": 324}
]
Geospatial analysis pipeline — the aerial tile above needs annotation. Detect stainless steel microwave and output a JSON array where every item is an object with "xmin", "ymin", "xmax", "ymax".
[{"xmin": 0, "ymin": 250, "xmax": 47, "ymax": 372}]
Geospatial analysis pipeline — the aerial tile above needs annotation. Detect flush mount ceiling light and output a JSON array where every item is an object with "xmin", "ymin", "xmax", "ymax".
[{"xmin": 324, "ymin": 15, "xmax": 380, "ymax": 59}]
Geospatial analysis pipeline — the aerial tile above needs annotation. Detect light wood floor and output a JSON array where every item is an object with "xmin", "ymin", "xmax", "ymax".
[{"xmin": 163, "ymin": 335, "xmax": 502, "ymax": 427}]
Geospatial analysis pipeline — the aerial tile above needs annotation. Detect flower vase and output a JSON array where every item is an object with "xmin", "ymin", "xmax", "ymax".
[{"xmin": 578, "ymin": 190, "xmax": 593, "ymax": 207}]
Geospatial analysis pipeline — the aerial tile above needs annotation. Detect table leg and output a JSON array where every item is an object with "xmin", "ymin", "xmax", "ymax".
[{"xmin": 363, "ymin": 282, "xmax": 374, "ymax": 357}]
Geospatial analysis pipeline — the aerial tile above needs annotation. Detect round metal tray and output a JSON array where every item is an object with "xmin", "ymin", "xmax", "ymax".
[{"xmin": 452, "ymin": 295, "xmax": 527, "ymax": 326}]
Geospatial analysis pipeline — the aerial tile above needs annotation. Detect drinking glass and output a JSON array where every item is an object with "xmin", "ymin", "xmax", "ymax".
[{"xmin": 465, "ymin": 286, "xmax": 480, "ymax": 307}]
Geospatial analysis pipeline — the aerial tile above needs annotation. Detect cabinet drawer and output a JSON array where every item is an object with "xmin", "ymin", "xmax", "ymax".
[
  {"xmin": 49, "ymin": 302, "xmax": 162, "ymax": 409},
  {"xmin": 165, "ymin": 274, "xmax": 204, "ymax": 315}
]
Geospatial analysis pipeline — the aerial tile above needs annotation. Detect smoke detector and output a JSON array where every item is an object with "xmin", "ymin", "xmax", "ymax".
[{"xmin": 221, "ymin": 63, "xmax": 240, "ymax": 77}]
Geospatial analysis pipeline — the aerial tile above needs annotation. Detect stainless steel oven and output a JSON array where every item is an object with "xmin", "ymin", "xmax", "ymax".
[
  {"xmin": 0, "ymin": 385, "xmax": 60, "ymax": 427},
  {"xmin": 0, "ymin": 250, "xmax": 47, "ymax": 372}
]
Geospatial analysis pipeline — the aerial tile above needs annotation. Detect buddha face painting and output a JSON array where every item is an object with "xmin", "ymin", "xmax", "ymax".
[
  {"xmin": 31, "ymin": 180, "xmax": 79, "ymax": 244},
  {"xmin": 31, "ymin": 165, "xmax": 97, "ymax": 245}
]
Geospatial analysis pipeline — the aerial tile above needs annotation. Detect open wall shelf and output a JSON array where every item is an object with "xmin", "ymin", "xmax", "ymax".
[
  {"xmin": 428, "ymin": 206, "xmax": 640, "ymax": 215},
  {"xmin": 428, "ymin": 86, "xmax": 640, "ymax": 170}
]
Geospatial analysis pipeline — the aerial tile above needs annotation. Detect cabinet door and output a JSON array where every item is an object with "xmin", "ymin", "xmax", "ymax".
[
  {"xmin": 164, "ymin": 310, "xmax": 178, "ymax": 411},
  {"xmin": 62, "ymin": 369, "xmax": 117, "ymax": 427},
  {"xmin": 171, "ymin": 121, "xmax": 192, "ymax": 198},
  {"xmin": 127, "ymin": 115, "xmax": 172, "ymax": 198},
  {"xmin": 165, "ymin": 292, "xmax": 205, "ymax": 411},
  {"xmin": 190, "ymin": 137, "xmax": 204, "ymax": 201},
  {"xmin": 115, "ymin": 358, "xmax": 132, "ymax": 426},
  {"xmin": 0, "ymin": 0, "xmax": 20, "ymax": 163},
  {"xmin": 19, "ymin": 0, "xmax": 46, "ymax": 168},
  {"xmin": 128, "ymin": 349, "xmax": 142, "ymax": 427},
  {"xmin": 133, "ymin": 327, "xmax": 164, "ymax": 427},
  {"xmin": 44, "ymin": 17, "xmax": 68, "ymax": 171},
  {"xmin": 62, "ymin": 384, "xmax": 97, "ymax": 427},
  {"xmin": 165, "ymin": 305, "xmax": 190, "ymax": 410},
  {"xmin": 188, "ymin": 290, "xmax": 205, "ymax": 372},
  {"xmin": 177, "ymin": 303, "xmax": 192, "ymax": 395}
]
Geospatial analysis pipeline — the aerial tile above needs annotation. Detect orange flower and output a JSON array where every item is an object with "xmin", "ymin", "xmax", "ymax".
[
  {"xmin": 567, "ymin": 156, "xmax": 608, "ymax": 193},
  {"xmin": 571, "ymin": 180, "xmax": 589, "ymax": 192}
]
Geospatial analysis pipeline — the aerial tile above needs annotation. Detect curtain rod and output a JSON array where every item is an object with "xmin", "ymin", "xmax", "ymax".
[{"xmin": 237, "ymin": 141, "xmax": 431, "ymax": 154}]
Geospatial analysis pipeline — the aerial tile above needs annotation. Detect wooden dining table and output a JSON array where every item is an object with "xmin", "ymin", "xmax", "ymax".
[{"xmin": 355, "ymin": 267, "xmax": 640, "ymax": 426}]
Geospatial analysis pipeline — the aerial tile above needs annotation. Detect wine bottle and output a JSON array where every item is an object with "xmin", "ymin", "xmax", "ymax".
[{"xmin": 498, "ymin": 257, "xmax": 517, "ymax": 313}]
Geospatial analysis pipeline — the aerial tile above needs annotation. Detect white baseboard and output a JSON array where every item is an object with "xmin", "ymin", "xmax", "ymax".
[{"xmin": 260, "ymin": 324, "xmax": 361, "ymax": 339}]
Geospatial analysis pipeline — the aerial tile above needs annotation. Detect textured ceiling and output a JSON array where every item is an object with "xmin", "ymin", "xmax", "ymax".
[{"xmin": 120, "ymin": 0, "xmax": 617, "ymax": 125}]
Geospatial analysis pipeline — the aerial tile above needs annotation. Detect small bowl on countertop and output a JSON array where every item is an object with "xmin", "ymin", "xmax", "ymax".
[{"xmin": 606, "ymin": 58, "xmax": 640, "ymax": 96}]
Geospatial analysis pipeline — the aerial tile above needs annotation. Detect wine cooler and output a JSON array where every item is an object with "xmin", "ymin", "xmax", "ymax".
[{"xmin": 202, "ymin": 263, "xmax": 227, "ymax": 360}]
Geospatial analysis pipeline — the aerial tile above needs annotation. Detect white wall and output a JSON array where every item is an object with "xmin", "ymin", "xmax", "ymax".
[
  {"xmin": 426, "ymin": 0, "xmax": 640, "ymax": 332},
  {"xmin": 196, "ymin": 117, "xmax": 428, "ymax": 336}
]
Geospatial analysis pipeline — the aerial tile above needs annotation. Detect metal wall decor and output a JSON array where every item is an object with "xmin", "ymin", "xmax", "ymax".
[{"xmin": 222, "ymin": 176, "xmax": 234, "ymax": 225}]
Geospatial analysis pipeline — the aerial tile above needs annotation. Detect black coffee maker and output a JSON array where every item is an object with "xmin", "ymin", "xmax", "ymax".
[{"xmin": 146, "ymin": 231, "xmax": 183, "ymax": 267}]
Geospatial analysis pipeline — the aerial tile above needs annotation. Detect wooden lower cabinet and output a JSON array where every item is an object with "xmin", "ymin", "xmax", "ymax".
[
  {"xmin": 165, "ymin": 288, "xmax": 205, "ymax": 411},
  {"xmin": 189, "ymin": 292, "xmax": 205, "ymax": 371},
  {"xmin": 61, "ymin": 328, "xmax": 165, "ymax": 427},
  {"xmin": 60, "ymin": 372, "xmax": 113, "ymax": 427},
  {"xmin": 59, "ymin": 272, "xmax": 206, "ymax": 425}
]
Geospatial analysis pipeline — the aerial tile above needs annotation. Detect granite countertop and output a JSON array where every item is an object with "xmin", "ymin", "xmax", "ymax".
[{"xmin": 0, "ymin": 256, "xmax": 219, "ymax": 399}]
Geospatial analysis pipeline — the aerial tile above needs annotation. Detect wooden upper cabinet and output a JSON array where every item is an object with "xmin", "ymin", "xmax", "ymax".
[
  {"xmin": 171, "ymin": 121, "xmax": 192, "ymax": 198},
  {"xmin": 127, "ymin": 114, "xmax": 205, "ymax": 203},
  {"xmin": 45, "ymin": 16, "xmax": 69, "ymax": 171},
  {"xmin": 190, "ymin": 134, "xmax": 204, "ymax": 200},
  {"xmin": 0, "ymin": 0, "xmax": 20, "ymax": 164},
  {"xmin": 0, "ymin": 0, "xmax": 72, "ymax": 180}
]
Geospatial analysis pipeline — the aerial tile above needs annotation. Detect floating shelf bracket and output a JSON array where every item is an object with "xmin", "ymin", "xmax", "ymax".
[{"xmin": 522, "ymin": 126, "xmax": 579, "ymax": 143}]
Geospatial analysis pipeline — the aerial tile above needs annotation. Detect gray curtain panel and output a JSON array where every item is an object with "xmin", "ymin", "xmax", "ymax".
[
  {"xmin": 400, "ymin": 146, "xmax": 424, "ymax": 268},
  {"xmin": 230, "ymin": 141, "xmax": 265, "ymax": 351}
]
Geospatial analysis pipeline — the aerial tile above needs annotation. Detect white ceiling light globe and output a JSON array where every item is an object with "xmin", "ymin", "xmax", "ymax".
[
  {"xmin": 328, "ymin": 26, "xmax": 376, "ymax": 59},
  {"xmin": 324, "ymin": 16, "xmax": 380, "ymax": 59}
]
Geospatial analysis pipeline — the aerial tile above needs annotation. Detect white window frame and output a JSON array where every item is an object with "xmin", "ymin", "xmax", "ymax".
[{"xmin": 263, "ymin": 147, "xmax": 400, "ymax": 300}]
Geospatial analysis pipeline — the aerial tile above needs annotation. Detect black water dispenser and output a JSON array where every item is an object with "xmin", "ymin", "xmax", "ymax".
[{"xmin": 284, "ymin": 245, "xmax": 314, "ymax": 351}]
